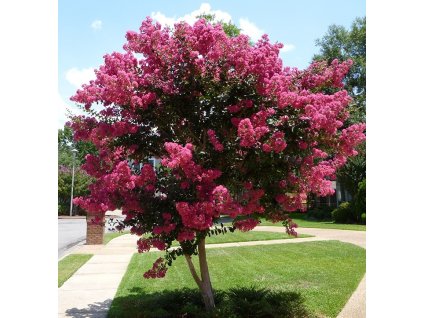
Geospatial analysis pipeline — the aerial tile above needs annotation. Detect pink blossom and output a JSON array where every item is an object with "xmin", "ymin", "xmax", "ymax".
[
  {"xmin": 234, "ymin": 218, "xmax": 260, "ymax": 232},
  {"xmin": 237, "ymin": 118, "xmax": 256, "ymax": 147},
  {"xmin": 151, "ymin": 239, "xmax": 166, "ymax": 251},
  {"xmin": 207, "ymin": 129, "xmax": 224, "ymax": 152},
  {"xmin": 275, "ymin": 193, "xmax": 307, "ymax": 212},
  {"xmin": 143, "ymin": 257, "xmax": 168, "ymax": 279},
  {"xmin": 177, "ymin": 229, "xmax": 195, "ymax": 242},
  {"xmin": 137, "ymin": 238, "xmax": 151, "ymax": 253}
]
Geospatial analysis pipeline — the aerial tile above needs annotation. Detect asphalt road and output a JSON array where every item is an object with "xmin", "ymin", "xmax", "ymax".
[
  {"xmin": 58, "ymin": 219, "xmax": 87, "ymax": 259},
  {"xmin": 58, "ymin": 217, "xmax": 123, "ymax": 259}
]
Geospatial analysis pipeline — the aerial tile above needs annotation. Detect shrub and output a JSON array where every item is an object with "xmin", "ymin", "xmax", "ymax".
[
  {"xmin": 332, "ymin": 202, "xmax": 354, "ymax": 223},
  {"xmin": 307, "ymin": 206, "xmax": 333, "ymax": 220},
  {"xmin": 361, "ymin": 213, "xmax": 366, "ymax": 224},
  {"xmin": 351, "ymin": 179, "xmax": 366, "ymax": 223},
  {"xmin": 223, "ymin": 286, "xmax": 310, "ymax": 318},
  {"xmin": 110, "ymin": 287, "xmax": 311, "ymax": 318}
]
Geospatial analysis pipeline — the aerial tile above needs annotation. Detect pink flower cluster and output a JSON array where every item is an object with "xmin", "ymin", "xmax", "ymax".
[
  {"xmin": 239, "ymin": 188, "xmax": 266, "ymax": 215},
  {"xmin": 137, "ymin": 238, "xmax": 151, "ymax": 253},
  {"xmin": 237, "ymin": 118, "xmax": 256, "ymax": 147},
  {"xmin": 212, "ymin": 185, "xmax": 232, "ymax": 213},
  {"xmin": 227, "ymin": 100, "xmax": 254, "ymax": 113},
  {"xmin": 152, "ymin": 213, "xmax": 176, "ymax": 235},
  {"xmin": 299, "ymin": 59, "xmax": 353, "ymax": 90},
  {"xmin": 303, "ymin": 162, "xmax": 336, "ymax": 196},
  {"xmin": 262, "ymin": 131, "xmax": 287, "ymax": 153},
  {"xmin": 135, "ymin": 164, "xmax": 157, "ymax": 192},
  {"xmin": 143, "ymin": 257, "xmax": 167, "ymax": 279},
  {"xmin": 234, "ymin": 218, "xmax": 260, "ymax": 232},
  {"xmin": 303, "ymin": 90, "xmax": 351, "ymax": 134},
  {"xmin": 71, "ymin": 52, "xmax": 140, "ymax": 108},
  {"xmin": 175, "ymin": 202, "xmax": 215, "ymax": 230},
  {"xmin": 285, "ymin": 219, "xmax": 298, "ymax": 237},
  {"xmin": 207, "ymin": 129, "xmax": 224, "ymax": 152},
  {"xmin": 339, "ymin": 123, "xmax": 366, "ymax": 156},
  {"xmin": 130, "ymin": 92, "xmax": 157, "ymax": 110},
  {"xmin": 137, "ymin": 237, "xmax": 167, "ymax": 253},
  {"xmin": 177, "ymin": 229, "xmax": 196, "ymax": 242},
  {"xmin": 275, "ymin": 193, "xmax": 307, "ymax": 212},
  {"xmin": 161, "ymin": 142, "xmax": 222, "ymax": 196},
  {"xmin": 236, "ymin": 109, "xmax": 278, "ymax": 149}
]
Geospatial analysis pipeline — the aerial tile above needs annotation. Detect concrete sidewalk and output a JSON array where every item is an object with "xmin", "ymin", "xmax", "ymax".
[{"xmin": 59, "ymin": 227, "xmax": 366, "ymax": 318}]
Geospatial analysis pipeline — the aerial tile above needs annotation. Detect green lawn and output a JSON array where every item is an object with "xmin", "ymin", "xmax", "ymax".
[
  {"xmin": 104, "ymin": 231, "xmax": 130, "ymax": 244},
  {"xmin": 193, "ymin": 230, "xmax": 310, "ymax": 245},
  {"xmin": 109, "ymin": 241, "xmax": 366, "ymax": 318},
  {"xmin": 107, "ymin": 230, "xmax": 311, "ymax": 246},
  {"xmin": 58, "ymin": 254, "xmax": 93, "ymax": 287},
  {"xmin": 259, "ymin": 213, "xmax": 366, "ymax": 231}
]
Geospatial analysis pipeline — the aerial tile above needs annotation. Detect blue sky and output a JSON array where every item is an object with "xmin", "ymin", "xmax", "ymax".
[{"xmin": 58, "ymin": 0, "xmax": 365, "ymax": 128}]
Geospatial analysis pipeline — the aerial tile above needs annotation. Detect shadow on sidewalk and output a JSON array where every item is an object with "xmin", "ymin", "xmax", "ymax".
[{"xmin": 64, "ymin": 299, "xmax": 112, "ymax": 317}]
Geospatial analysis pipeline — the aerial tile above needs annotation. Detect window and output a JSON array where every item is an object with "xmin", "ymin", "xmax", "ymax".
[{"xmin": 148, "ymin": 158, "xmax": 155, "ymax": 170}]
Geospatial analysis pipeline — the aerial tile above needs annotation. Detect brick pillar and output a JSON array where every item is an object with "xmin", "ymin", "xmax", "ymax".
[{"xmin": 86, "ymin": 215, "xmax": 105, "ymax": 245}]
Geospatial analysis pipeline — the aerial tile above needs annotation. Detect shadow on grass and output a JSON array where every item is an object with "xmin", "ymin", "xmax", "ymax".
[{"xmin": 108, "ymin": 286, "xmax": 314, "ymax": 318}]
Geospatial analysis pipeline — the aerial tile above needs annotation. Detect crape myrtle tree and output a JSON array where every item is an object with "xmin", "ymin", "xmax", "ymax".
[{"xmin": 68, "ymin": 18, "xmax": 365, "ymax": 310}]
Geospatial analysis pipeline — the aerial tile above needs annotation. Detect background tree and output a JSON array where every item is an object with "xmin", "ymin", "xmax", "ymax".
[
  {"xmin": 69, "ymin": 18, "xmax": 365, "ymax": 310},
  {"xmin": 336, "ymin": 143, "xmax": 366, "ymax": 198},
  {"xmin": 313, "ymin": 17, "xmax": 366, "ymax": 124},
  {"xmin": 197, "ymin": 13, "xmax": 241, "ymax": 38},
  {"xmin": 58, "ymin": 166, "xmax": 93, "ymax": 215},
  {"xmin": 59, "ymin": 126, "xmax": 97, "ymax": 166},
  {"xmin": 58, "ymin": 126, "xmax": 96, "ymax": 214}
]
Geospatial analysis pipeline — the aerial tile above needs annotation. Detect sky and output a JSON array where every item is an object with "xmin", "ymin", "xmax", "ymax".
[{"xmin": 58, "ymin": 0, "xmax": 366, "ymax": 128}]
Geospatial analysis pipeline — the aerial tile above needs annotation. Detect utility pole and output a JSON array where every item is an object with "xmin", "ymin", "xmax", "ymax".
[{"xmin": 69, "ymin": 148, "xmax": 78, "ymax": 216}]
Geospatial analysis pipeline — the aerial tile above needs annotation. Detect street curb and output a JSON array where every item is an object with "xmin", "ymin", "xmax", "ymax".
[
  {"xmin": 58, "ymin": 239, "xmax": 87, "ymax": 261},
  {"xmin": 59, "ymin": 216, "xmax": 86, "ymax": 219},
  {"xmin": 58, "ymin": 215, "xmax": 122, "ymax": 219}
]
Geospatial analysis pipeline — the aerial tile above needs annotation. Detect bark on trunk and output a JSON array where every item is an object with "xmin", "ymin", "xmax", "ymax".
[
  {"xmin": 198, "ymin": 237, "xmax": 215, "ymax": 310},
  {"xmin": 184, "ymin": 238, "xmax": 215, "ymax": 311}
]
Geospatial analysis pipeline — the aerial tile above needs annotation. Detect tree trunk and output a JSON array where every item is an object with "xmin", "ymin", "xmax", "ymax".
[
  {"xmin": 184, "ymin": 238, "xmax": 215, "ymax": 311},
  {"xmin": 198, "ymin": 237, "xmax": 215, "ymax": 310}
]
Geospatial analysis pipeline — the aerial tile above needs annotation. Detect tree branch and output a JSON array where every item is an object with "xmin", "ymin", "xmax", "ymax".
[{"xmin": 184, "ymin": 254, "xmax": 202, "ymax": 289}]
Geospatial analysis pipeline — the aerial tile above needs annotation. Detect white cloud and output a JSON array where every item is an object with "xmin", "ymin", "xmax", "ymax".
[
  {"xmin": 151, "ymin": 2, "xmax": 232, "ymax": 27},
  {"xmin": 150, "ymin": 3, "xmax": 267, "ymax": 43},
  {"xmin": 91, "ymin": 19, "xmax": 102, "ymax": 30},
  {"xmin": 280, "ymin": 43, "xmax": 295, "ymax": 53},
  {"xmin": 239, "ymin": 18, "xmax": 264, "ymax": 42},
  {"xmin": 151, "ymin": 12, "xmax": 176, "ymax": 27},
  {"xmin": 65, "ymin": 67, "xmax": 95, "ymax": 88}
]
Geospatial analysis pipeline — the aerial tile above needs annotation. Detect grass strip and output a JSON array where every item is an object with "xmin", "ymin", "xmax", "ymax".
[{"xmin": 58, "ymin": 254, "xmax": 93, "ymax": 287}]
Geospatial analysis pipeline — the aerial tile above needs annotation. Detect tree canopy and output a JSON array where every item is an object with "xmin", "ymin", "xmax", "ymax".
[{"xmin": 68, "ymin": 17, "xmax": 365, "ymax": 310}]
